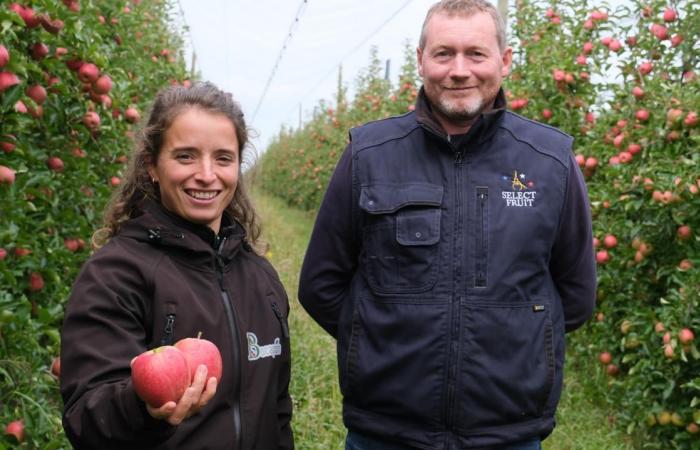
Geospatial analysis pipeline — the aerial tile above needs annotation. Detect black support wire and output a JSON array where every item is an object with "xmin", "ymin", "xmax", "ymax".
[
  {"xmin": 252, "ymin": 0, "xmax": 310, "ymax": 121},
  {"xmin": 283, "ymin": 0, "xmax": 415, "ymax": 122}
]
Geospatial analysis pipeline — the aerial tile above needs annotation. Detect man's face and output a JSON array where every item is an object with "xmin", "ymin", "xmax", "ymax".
[{"xmin": 417, "ymin": 11, "xmax": 512, "ymax": 133}]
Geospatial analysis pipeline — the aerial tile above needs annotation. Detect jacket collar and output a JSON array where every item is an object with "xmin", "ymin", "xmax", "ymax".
[
  {"xmin": 118, "ymin": 199, "xmax": 247, "ymax": 264},
  {"xmin": 414, "ymin": 86, "xmax": 506, "ymax": 151}
]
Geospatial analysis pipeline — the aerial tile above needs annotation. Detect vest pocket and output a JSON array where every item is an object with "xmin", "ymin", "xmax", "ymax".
[
  {"xmin": 359, "ymin": 184, "xmax": 443, "ymax": 295},
  {"xmin": 457, "ymin": 299, "xmax": 555, "ymax": 430}
]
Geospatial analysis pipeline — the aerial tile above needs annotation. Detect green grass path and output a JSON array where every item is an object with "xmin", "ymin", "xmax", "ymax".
[{"xmin": 255, "ymin": 191, "xmax": 633, "ymax": 450}]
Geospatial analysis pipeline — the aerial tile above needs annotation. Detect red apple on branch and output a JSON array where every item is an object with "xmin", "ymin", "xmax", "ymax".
[
  {"xmin": 0, "ymin": 45, "xmax": 9, "ymax": 67},
  {"xmin": 0, "ymin": 71, "xmax": 20, "ymax": 92},
  {"xmin": 4, "ymin": 420, "xmax": 24, "ymax": 443},
  {"xmin": 0, "ymin": 165, "xmax": 16, "ymax": 184},
  {"xmin": 131, "ymin": 345, "xmax": 190, "ymax": 407}
]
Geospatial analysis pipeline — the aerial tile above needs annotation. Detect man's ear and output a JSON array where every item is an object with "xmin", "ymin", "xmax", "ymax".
[
  {"xmin": 417, "ymin": 46, "xmax": 424, "ymax": 77},
  {"xmin": 501, "ymin": 46, "xmax": 513, "ymax": 77}
]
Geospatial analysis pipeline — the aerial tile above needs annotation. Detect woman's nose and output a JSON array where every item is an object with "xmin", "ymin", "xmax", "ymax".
[{"xmin": 194, "ymin": 160, "xmax": 216, "ymax": 183}]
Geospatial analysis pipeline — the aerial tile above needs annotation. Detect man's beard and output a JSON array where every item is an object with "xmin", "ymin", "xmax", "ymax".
[{"xmin": 434, "ymin": 94, "xmax": 487, "ymax": 123}]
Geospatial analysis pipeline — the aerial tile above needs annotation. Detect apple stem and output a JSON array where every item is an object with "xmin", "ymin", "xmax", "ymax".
[{"xmin": 197, "ymin": 331, "xmax": 202, "ymax": 339}]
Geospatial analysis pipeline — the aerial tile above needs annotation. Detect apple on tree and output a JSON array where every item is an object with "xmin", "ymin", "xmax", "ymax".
[{"xmin": 4, "ymin": 419, "xmax": 24, "ymax": 443}]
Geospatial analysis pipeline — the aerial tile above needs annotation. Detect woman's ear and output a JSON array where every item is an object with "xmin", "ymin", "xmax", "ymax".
[{"xmin": 145, "ymin": 155, "xmax": 157, "ymax": 183}]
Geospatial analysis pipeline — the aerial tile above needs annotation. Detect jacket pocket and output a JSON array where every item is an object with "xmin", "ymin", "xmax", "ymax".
[
  {"xmin": 359, "ymin": 183, "xmax": 443, "ymax": 295},
  {"xmin": 457, "ymin": 299, "xmax": 555, "ymax": 431},
  {"xmin": 159, "ymin": 302, "xmax": 178, "ymax": 346}
]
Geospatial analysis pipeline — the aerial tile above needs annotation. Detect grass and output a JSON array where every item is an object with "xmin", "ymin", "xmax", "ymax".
[{"xmin": 254, "ymin": 190, "xmax": 635, "ymax": 450}]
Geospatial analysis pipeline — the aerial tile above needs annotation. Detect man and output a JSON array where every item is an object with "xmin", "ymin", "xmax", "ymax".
[{"xmin": 298, "ymin": 0, "xmax": 596, "ymax": 448}]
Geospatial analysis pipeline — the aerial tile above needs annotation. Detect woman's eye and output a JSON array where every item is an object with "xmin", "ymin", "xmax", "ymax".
[{"xmin": 175, "ymin": 153, "xmax": 194, "ymax": 161}]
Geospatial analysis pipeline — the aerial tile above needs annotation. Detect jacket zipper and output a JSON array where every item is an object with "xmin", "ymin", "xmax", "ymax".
[
  {"xmin": 445, "ymin": 148, "xmax": 464, "ymax": 433},
  {"xmin": 475, "ymin": 187, "xmax": 489, "ymax": 288},
  {"xmin": 160, "ymin": 313, "xmax": 175, "ymax": 346},
  {"xmin": 271, "ymin": 301, "xmax": 289, "ymax": 339},
  {"xmin": 215, "ymin": 237, "xmax": 243, "ymax": 449}
]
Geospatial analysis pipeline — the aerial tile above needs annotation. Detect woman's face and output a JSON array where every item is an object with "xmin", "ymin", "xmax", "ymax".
[{"xmin": 148, "ymin": 106, "xmax": 240, "ymax": 233}]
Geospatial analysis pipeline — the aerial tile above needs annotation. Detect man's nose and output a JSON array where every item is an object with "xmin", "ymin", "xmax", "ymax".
[{"xmin": 451, "ymin": 55, "xmax": 472, "ymax": 78}]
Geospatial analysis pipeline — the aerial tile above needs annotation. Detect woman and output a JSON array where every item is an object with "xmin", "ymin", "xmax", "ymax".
[{"xmin": 60, "ymin": 82, "xmax": 293, "ymax": 449}]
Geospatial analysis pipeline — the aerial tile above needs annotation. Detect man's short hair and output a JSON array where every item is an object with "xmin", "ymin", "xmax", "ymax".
[{"xmin": 419, "ymin": 0, "xmax": 507, "ymax": 52}]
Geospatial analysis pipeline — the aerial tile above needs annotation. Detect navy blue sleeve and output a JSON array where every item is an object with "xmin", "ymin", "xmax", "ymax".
[
  {"xmin": 550, "ymin": 152, "xmax": 597, "ymax": 332},
  {"xmin": 298, "ymin": 145, "xmax": 358, "ymax": 338}
]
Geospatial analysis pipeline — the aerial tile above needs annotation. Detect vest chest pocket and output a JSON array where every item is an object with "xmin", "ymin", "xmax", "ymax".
[{"xmin": 359, "ymin": 184, "xmax": 443, "ymax": 295}]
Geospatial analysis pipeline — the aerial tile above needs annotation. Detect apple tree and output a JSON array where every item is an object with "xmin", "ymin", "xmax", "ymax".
[{"xmin": 0, "ymin": 0, "xmax": 189, "ymax": 447}]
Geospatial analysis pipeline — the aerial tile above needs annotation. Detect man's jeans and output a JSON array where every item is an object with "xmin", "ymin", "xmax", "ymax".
[{"xmin": 345, "ymin": 430, "xmax": 542, "ymax": 450}]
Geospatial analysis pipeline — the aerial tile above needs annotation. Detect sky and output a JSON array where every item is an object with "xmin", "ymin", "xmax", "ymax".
[{"xmin": 174, "ymin": 0, "xmax": 440, "ymax": 152}]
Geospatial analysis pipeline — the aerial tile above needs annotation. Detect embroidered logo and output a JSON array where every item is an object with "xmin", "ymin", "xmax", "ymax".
[
  {"xmin": 247, "ymin": 332, "xmax": 282, "ymax": 361},
  {"xmin": 501, "ymin": 170, "xmax": 537, "ymax": 207}
]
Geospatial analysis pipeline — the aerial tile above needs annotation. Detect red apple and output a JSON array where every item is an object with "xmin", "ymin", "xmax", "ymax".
[
  {"xmin": 47, "ymin": 156, "xmax": 64, "ymax": 172},
  {"xmin": 15, "ymin": 101, "xmax": 27, "ymax": 114},
  {"xmin": 29, "ymin": 272, "xmax": 44, "ymax": 292},
  {"xmin": 27, "ymin": 84, "xmax": 47, "ymax": 105},
  {"xmin": 110, "ymin": 176, "xmax": 121, "ymax": 186},
  {"xmin": 655, "ymin": 322, "xmax": 665, "ymax": 333},
  {"xmin": 4, "ymin": 420, "xmax": 24, "ymax": 443},
  {"xmin": 39, "ymin": 15, "xmax": 64, "ymax": 34},
  {"xmin": 635, "ymin": 109, "xmax": 650, "ymax": 122},
  {"xmin": 0, "ymin": 45, "xmax": 9, "ymax": 67},
  {"xmin": 606, "ymin": 364, "xmax": 619, "ymax": 376},
  {"xmin": 12, "ymin": 4, "xmax": 40, "ymax": 28},
  {"xmin": 677, "ymin": 225, "xmax": 691, "ymax": 241},
  {"xmin": 78, "ymin": 63, "xmax": 99, "ymax": 83},
  {"xmin": 0, "ymin": 248, "xmax": 6, "ymax": 260},
  {"xmin": 631, "ymin": 86, "xmax": 644, "ymax": 98},
  {"xmin": 638, "ymin": 61, "xmax": 653, "ymax": 75},
  {"xmin": 541, "ymin": 109, "xmax": 552, "ymax": 120},
  {"xmin": 31, "ymin": 42, "xmax": 49, "ymax": 60},
  {"xmin": 663, "ymin": 7, "xmax": 677, "ymax": 22},
  {"xmin": 598, "ymin": 351, "xmax": 612, "ymax": 365},
  {"xmin": 93, "ymin": 74, "xmax": 112, "ymax": 94},
  {"xmin": 596, "ymin": 249, "xmax": 610, "ymax": 264},
  {"xmin": 83, "ymin": 111, "xmax": 100, "ymax": 129},
  {"xmin": 175, "ymin": 336, "xmax": 223, "ymax": 385},
  {"xmin": 627, "ymin": 143, "xmax": 641, "ymax": 155},
  {"xmin": 0, "ymin": 71, "xmax": 20, "ymax": 92},
  {"xmin": 618, "ymin": 151, "xmax": 633, "ymax": 164},
  {"xmin": 664, "ymin": 344, "xmax": 674, "ymax": 358},
  {"xmin": 671, "ymin": 34, "xmax": 683, "ymax": 47},
  {"xmin": 603, "ymin": 234, "xmax": 618, "ymax": 248},
  {"xmin": 679, "ymin": 328, "xmax": 694, "ymax": 345},
  {"xmin": 685, "ymin": 112, "xmax": 698, "ymax": 128},
  {"xmin": 0, "ymin": 165, "xmax": 16, "ymax": 184},
  {"xmin": 64, "ymin": 238, "xmax": 80, "ymax": 252},
  {"xmin": 51, "ymin": 356, "xmax": 61, "ymax": 378},
  {"xmin": 650, "ymin": 23, "xmax": 668, "ymax": 40},
  {"xmin": 124, "ymin": 107, "xmax": 140, "ymax": 124},
  {"xmin": 131, "ymin": 345, "xmax": 190, "ymax": 407}
]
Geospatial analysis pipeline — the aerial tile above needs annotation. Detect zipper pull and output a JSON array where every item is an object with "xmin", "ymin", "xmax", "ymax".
[
  {"xmin": 271, "ymin": 301, "xmax": 289, "ymax": 339},
  {"xmin": 161, "ymin": 313, "xmax": 176, "ymax": 345}
]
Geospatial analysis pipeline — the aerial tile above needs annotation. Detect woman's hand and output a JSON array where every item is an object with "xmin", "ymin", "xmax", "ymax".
[{"xmin": 144, "ymin": 364, "xmax": 218, "ymax": 425}]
